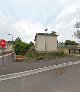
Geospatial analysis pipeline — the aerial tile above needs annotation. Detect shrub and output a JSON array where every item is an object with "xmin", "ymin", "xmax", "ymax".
[
  {"xmin": 14, "ymin": 41, "xmax": 29, "ymax": 55},
  {"xmin": 26, "ymin": 51, "xmax": 65, "ymax": 62}
]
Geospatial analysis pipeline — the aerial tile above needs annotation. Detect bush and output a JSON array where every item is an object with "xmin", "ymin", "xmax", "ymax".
[
  {"xmin": 14, "ymin": 41, "xmax": 29, "ymax": 55},
  {"xmin": 26, "ymin": 51, "xmax": 65, "ymax": 61}
]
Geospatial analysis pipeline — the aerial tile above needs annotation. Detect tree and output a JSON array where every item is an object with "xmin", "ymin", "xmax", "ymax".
[
  {"xmin": 14, "ymin": 37, "xmax": 30, "ymax": 55},
  {"xmin": 50, "ymin": 31, "xmax": 57, "ymax": 36},
  {"xmin": 14, "ymin": 41, "xmax": 29, "ymax": 55},
  {"xmin": 15, "ymin": 37, "xmax": 22, "ymax": 42},
  {"xmin": 29, "ymin": 41, "xmax": 34, "ymax": 46},
  {"xmin": 74, "ymin": 30, "xmax": 80, "ymax": 39},
  {"xmin": 65, "ymin": 40, "xmax": 78, "ymax": 46},
  {"xmin": 74, "ymin": 22, "xmax": 80, "ymax": 40}
]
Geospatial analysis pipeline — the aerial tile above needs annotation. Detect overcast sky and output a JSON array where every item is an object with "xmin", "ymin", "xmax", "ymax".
[{"xmin": 0, "ymin": 0, "xmax": 80, "ymax": 43}]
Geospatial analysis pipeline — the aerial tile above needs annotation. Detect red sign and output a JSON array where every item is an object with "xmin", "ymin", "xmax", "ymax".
[{"xmin": 0, "ymin": 39, "xmax": 7, "ymax": 48}]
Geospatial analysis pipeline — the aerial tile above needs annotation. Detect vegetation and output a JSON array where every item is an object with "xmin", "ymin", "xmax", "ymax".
[
  {"xmin": 26, "ymin": 51, "xmax": 65, "ymax": 62},
  {"xmin": 74, "ymin": 21, "xmax": 80, "ymax": 40},
  {"xmin": 14, "ymin": 37, "xmax": 65, "ymax": 62},
  {"xmin": 50, "ymin": 31, "xmax": 58, "ymax": 36},
  {"xmin": 15, "ymin": 37, "xmax": 22, "ymax": 42},
  {"xmin": 14, "ymin": 41, "xmax": 28, "ymax": 55},
  {"xmin": 74, "ymin": 29, "xmax": 80, "ymax": 40},
  {"xmin": 65, "ymin": 40, "xmax": 78, "ymax": 46},
  {"xmin": 14, "ymin": 37, "xmax": 34, "ymax": 55}
]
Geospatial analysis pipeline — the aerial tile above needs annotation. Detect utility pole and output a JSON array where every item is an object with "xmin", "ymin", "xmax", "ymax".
[
  {"xmin": 8, "ymin": 34, "xmax": 13, "ymax": 54},
  {"xmin": 45, "ymin": 29, "xmax": 48, "ymax": 53}
]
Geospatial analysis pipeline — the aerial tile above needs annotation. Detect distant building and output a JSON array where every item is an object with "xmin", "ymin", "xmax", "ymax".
[
  {"xmin": 68, "ymin": 44, "xmax": 80, "ymax": 54},
  {"xmin": 34, "ymin": 32, "xmax": 58, "ymax": 52},
  {"xmin": 57, "ymin": 42, "xmax": 65, "ymax": 48}
]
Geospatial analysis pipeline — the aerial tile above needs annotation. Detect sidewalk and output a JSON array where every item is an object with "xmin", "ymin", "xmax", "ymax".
[{"xmin": 0, "ymin": 55, "xmax": 80, "ymax": 75}]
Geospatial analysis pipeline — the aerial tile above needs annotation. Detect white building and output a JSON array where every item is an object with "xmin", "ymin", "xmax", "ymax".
[{"xmin": 34, "ymin": 32, "xmax": 58, "ymax": 52}]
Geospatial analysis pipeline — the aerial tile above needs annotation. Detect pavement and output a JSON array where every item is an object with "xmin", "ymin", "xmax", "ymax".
[
  {"xmin": 0, "ymin": 54, "xmax": 80, "ymax": 75},
  {"xmin": 0, "ymin": 63, "xmax": 80, "ymax": 92},
  {"xmin": 0, "ymin": 54, "xmax": 80, "ymax": 92}
]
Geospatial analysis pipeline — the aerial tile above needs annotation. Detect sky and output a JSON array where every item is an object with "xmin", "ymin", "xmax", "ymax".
[{"xmin": 0, "ymin": 0, "xmax": 80, "ymax": 43}]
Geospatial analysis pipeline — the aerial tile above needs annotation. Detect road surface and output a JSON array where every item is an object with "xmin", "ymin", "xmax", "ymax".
[
  {"xmin": 0, "ymin": 63, "xmax": 80, "ymax": 92},
  {"xmin": 0, "ymin": 55, "xmax": 80, "ymax": 75}
]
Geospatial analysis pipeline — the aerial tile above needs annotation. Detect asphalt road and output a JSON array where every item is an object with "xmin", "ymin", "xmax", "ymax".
[
  {"xmin": 0, "ymin": 55, "xmax": 80, "ymax": 75},
  {"xmin": 0, "ymin": 63, "xmax": 80, "ymax": 92}
]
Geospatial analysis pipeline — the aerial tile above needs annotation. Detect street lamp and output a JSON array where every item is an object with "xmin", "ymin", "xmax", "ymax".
[
  {"xmin": 45, "ymin": 29, "xmax": 48, "ymax": 53},
  {"xmin": 8, "ymin": 34, "xmax": 13, "ymax": 54}
]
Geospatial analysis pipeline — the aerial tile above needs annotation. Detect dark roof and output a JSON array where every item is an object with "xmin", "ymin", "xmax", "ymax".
[{"xmin": 37, "ymin": 33, "xmax": 58, "ymax": 36}]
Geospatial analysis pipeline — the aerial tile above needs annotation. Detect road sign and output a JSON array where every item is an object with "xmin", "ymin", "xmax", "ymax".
[{"xmin": 0, "ymin": 39, "xmax": 7, "ymax": 48}]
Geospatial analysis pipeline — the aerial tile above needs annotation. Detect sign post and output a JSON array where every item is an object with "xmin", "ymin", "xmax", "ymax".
[
  {"xmin": 0, "ymin": 39, "xmax": 7, "ymax": 69},
  {"xmin": 2, "ymin": 49, "xmax": 4, "ymax": 68}
]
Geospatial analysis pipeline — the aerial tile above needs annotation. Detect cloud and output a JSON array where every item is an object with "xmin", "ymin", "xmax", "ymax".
[
  {"xmin": 9, "ymin": 21, "xmax": 45, "ymax": 43},
  {"xmin": 48, "ymin": 2, "xmax": 80, "ymax": 42},
  {"xmin": 0, "ymin": 0, "xmax": 80, "ymax": 43}
]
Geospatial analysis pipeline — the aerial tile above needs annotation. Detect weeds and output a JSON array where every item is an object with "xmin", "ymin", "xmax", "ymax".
[{"xmin": 26, "ymin": 51, "xmax": 65, "ymax": 62}]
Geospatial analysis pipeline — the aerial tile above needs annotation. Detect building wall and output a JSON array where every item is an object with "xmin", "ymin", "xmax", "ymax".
[
  {"xmin": 46, "ymin": 36, "xmax": 57, "ymax": 51},
  {"xmin": 35, "ymin": 35, "xmax": 45, "ymax": 51},
  {"xmin": 35, "ymin": 35, "xmax": 57, "ymax": 51}
]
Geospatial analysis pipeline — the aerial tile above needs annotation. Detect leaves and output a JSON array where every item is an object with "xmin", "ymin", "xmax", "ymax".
[
  {"xmin": 14, "ymin": 37, "xmax": 31, "ymax": 55},
  {"xmin": 65, "ymin": 40, "xmax": 78, "ymax": 46},
  {"xmin": 74, "ymin": 30, "xmax": 80, "ymax": 39}
]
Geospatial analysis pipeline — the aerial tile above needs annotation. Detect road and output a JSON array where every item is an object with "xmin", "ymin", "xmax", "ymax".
[
  {"xmin": 0, "ymin": 63, "xmax": 80, "ymax": 92},
  {"xmin": 0, "ymin": 55, "xmax": 80, "ymax": 75}
]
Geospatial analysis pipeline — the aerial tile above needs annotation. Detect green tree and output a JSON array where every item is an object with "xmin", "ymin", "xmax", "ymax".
[
  {"xmin": 30, "ymin": 41, "xmax": 34, "ymax": 46},
  {"xmin": 14, "ymin": 37, "xmax": 30, "ymax": 55},
  {"xmin": 15, "ymin": 37, "xmax": 22, "ymax": 42},
  {"xmin": 65, "ymin": 40, "xmax": 78, "ymax": 46},
  {"xmin": 50, "ymin": 31, "xmax": 57, "ymax": 36},
  {"xmin": 14, "ymin": 41, "xmax": 29, "ymax": 55}
]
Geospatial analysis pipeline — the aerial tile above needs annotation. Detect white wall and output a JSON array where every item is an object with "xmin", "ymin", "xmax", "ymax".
[
  {"xmin": 46, "ymin": 36, "xmax": 57, "ymax": 51},
  {"xmin": 36, "ymin": 35, "xmax": 45, "ymax": 51},
  {"xmin": 35, "ymin": 35, "xmax": 57, "ymax": 51}
]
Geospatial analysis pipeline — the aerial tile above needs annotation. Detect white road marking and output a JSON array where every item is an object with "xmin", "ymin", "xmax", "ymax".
[
  {"xmin": 48, "ymin": 66, "xmax": 52, "ymax": 68},
  {"xmin": 38, "ymin": 68, "xmax": 43, "ymax": 70},
  {"xmin": 0, "ymin": 61, "xmax": 80, "ymax": 81},
  {"xmin": 68, "ymin": 62, "xmax": 74, "ymax": 65},
  {"xmin": 62, "ymin": 63, "xmax": 67, "ymax": 66},
  {"xmin": 53, "ymin": 65, "xmax": 59, "ymax": 68},
  {"xmin": 74, "ymin": 61, "xmax": 80, "ymax": 64},
  {"xmin": 0, "ymin": 56, "xmax": 2, "ymax": 58},
  {"xmin": 43, "ymin": 67, "xmax": 48, "ymax": 69},
  {"xmin": 58, "ymin": 64, "xmax": 63, "ymax": 67},
  {"xmin": 73, "ymin": 62, "xmax": 79, "ymax": 64}
]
